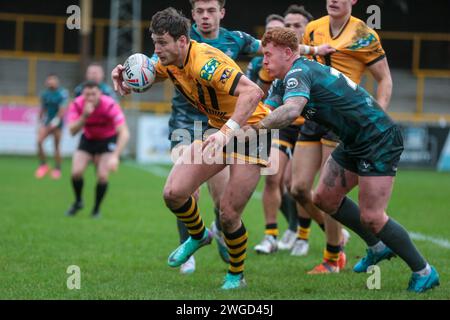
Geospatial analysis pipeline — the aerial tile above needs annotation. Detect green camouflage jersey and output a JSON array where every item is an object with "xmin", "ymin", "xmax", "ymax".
[
  {"xmin": 265, "ymin": 57, "xmax": 403, "ymax": 175},
  {"xmin": 265, "ymin": 57, "xmax": 395, "ymax": 148}
]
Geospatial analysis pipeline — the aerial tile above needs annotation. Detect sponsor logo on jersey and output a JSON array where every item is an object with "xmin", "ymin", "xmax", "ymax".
[
  {"xmin": 286, "ymin": 78, "xmax": 299, "ymax": 89},
  {"xmin": 220, "ymin": 68, "xmax": 233, "ymax": 84},
  {"xmin": 200, "ymin": 58, "xmax": 221, "ymax": 81},
  {"xmin": 348, "ymin": 32, "xmax": 377, "ymax": 50}
]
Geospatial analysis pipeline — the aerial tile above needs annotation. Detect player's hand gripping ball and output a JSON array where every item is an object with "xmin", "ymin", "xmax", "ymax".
[{"xmin": 122, "ymin": 53, "xmax": 156, "ymax": 93}]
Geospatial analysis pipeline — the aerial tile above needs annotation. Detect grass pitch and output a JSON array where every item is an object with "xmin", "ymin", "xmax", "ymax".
[{"xmin": 0, "ymin": 156, "xmax": 449, "ymax": 300}]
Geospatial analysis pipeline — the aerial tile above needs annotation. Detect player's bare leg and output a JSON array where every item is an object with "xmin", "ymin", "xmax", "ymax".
[
  {"xmin": 35, "ymin": 126, "xmax": 52, "ymax": 178},
  {"xmin": 278, "ymin": 160, "xmax": 299, "ymax": 250},
  {"xmin": 358, "ymin": 176, "xmax": 438, "ymax": 291},
  {"xmin": 164, "ymin": 142, "xmax": 227, "ymax": 268},
  {"xmin": 220, "ymin": 163, "xmax": 261, "ymax": 289},
  {"xmin": 290, "ymin": 143, "xmax": 324, "ymax": 256},
  {"xmin": 291, "ymin": 143, "xmax": 324, "ymax": 224},
  {"xmin": 310, "ymin": 144, "xmax": 347, "ymax": 273},
  {"xmin": 256, "ymin": 147, "xmax": 288, "ymax": 254},
  {"xmin": 313, "ymin": 158, "xmax": 393, "ymax": 273}
]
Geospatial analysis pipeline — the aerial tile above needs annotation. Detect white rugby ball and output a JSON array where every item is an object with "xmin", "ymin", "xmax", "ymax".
[{"xmin": 122, "ymin": 53, "xmax": 156, "ymax": 93}]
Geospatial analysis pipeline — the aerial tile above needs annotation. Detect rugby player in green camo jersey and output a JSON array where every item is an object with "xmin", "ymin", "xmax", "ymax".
[{"xmin": 251, "ymin": 27, "xmax": 439, "ymax": 293}]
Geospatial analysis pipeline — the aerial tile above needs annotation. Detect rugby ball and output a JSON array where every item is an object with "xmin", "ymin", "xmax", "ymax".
[{"xmin": 122, "ymin": 53, "xmax": 156, "ymax": 93}]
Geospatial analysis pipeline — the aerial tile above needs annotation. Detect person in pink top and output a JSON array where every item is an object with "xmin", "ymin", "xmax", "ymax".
[{"xmin": 65, "ymin": 81, "xmax": 130, "ymax": 218}]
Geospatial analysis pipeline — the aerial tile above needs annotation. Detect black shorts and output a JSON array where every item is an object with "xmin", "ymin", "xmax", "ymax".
[
  {"xmin": 205, "ymin": 126, "xmax": 271, "ymax": 167},
  {"xmin": 272, "ymin": 125, "xmax": 301, "ymax": 157},
  {"xmin": 297, "ymin": 120, "xmax": 339, "ymax": 147},
  {"xmin": 331, "ymin": 125, "xmax": 404, "ymax": 176},
  {"xmin": 78, "ymin": 134, "xmax": 118, "ymax": 156}
]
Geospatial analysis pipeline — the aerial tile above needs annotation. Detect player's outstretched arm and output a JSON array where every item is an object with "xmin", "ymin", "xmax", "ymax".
[
  {"xmin": 299, "ymin": 44, "xmax": 336, "ymax": 56},
  {"xmin": 256, "ymin": 96, "xmax": 308, "ymax": 130},
  {"xmin": 202, "ymin": 75, "xmax": 263, "ymax": 154},
  {"xmin": 229, "ymin": 75, "xmax": 264, "ymax": 127},
  {"xmin": 368, "ymin": 58, "xmax": 393, "ymax": 110}
]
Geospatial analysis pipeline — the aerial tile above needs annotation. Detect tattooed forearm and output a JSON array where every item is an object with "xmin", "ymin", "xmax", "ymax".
[
  {"xmin": 260, "ymin": 104, "xmax": 301, "ymax": 129},
  {"xmin": 261, "ymin": 96, "xmax": 307, "ymax": 129}
]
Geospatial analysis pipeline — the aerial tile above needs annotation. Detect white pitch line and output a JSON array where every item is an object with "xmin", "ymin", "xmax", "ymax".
[
  {"xmin": 124, "ymin": 162, "xmax": 170, "ymax": 178},
  {"xmin": 409, "ymin": 232, "xmax": 450, "ymax": 250}
]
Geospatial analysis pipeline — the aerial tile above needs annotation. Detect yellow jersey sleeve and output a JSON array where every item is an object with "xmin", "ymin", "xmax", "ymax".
[{"xmin": 258, "ymin": 67, "xmax": 274, "ymax": 84}]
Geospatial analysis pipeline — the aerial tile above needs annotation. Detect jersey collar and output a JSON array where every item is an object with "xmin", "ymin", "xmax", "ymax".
[
  {"xmin": 179, "ymin": 41, "xmax": 193, "ymax": 69},
  {"xmin": 328, "ymin": 15, "xmax": 351, "ymax": 40},
  {"xmin": 191, "ymin": 24, "xmax": 223, "ymax": 42}
]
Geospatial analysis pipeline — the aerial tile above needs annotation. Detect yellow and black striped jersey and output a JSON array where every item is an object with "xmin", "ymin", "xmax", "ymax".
[{"xmin": 154, "ymin": 40, "xmax": 270, "ymax": 129}]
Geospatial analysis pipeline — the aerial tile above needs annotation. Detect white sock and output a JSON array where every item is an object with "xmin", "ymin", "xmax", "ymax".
[
  {"xmin": 369, "ymin": 241, "xmax": 386, "ymax": 254},
  {"xmin": 415, "ymin": 263, "xmax": 431, "ymax": 277}
]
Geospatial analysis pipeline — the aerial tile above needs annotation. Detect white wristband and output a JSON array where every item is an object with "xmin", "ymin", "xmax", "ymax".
[
  {"xmin": 303, "ymin": 45, "xmax": 311, "ymax": 55},
  {"xmin": 313, "ymin": 46, "xmax": 318, "ymax": 55},
  {"xmin": 225, "ymin": 119, "xmax": 240, "ymax": 131}
]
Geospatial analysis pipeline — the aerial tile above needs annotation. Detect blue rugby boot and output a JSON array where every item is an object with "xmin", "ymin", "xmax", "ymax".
[
  {"xmin": 353, "ymin": 246, "xmax": 396, "ymax": 273},
  {"xmin": 221, "ymin": 273, "xmax": 247, "ymax": 290},
  {"xmin": 168, "ymin": 228, "xmax": 212, "ymax": 268},
  {"xmin": 407, "ymin": 266, "xmax": 440, "ymax": 293}
]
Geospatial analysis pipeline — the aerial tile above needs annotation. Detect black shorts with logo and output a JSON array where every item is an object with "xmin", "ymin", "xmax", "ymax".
[
  {"xmin": 272, "ymin": 125, "xmax": 301, "ymax": 158},
  {"xmin": 297, "ymin": 120, "xmax": 339, "ymax": 147},
  {"xmin": 206, "ymin": 126, "xmax": 272, "ymax": 167},
  {"xmin": 331, "ymin": 125, "xmax": 404, "ymax": 176},
  {"xmin": 78, "ymin": 134, "xmax": 118, "ymax": 156}
]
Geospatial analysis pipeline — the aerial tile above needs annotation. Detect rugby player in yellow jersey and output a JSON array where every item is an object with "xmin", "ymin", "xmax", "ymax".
[
  {"xmin": 291, "ymin": 0, "xmax": 393, "ymax": 274},
  {"xmin": 112, "ymin": 7, "xmax": 270, "ymax": 290}
]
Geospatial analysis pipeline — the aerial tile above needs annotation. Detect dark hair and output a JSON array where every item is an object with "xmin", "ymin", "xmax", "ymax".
[
  {"xmin": 262, "ymin": 27, "xmax": 299, "ymax": 53},
  {"xmin": 189, "ymin": 0, "xmax": 226, "ymax": 9},
  {"xmin": 46, "ymin": 73, "xmax": 58, "ymax": 78},
  {"xmin": 150, "ymin": 7, "xmax": 191, "ymax": 41},
  {"xmin": 265, "ymin": 14, "xmax": 284, "ymax": 26},
  {"xmin": 82, "ymin": 80, "xmax": 100, "ymax": 90},
  {"xmin": 284, "ymin": 4, "xmax": 314, "ymax": 22}
]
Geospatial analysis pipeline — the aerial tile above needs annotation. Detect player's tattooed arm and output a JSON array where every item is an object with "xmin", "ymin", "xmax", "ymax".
[{"xmin": 256, "ymin": 96, "xmax": 307, "ymax": 130}]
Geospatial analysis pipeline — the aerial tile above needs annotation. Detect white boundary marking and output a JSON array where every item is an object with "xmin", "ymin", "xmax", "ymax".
[
  {"xmin": 409, "ymin": 232, "xmax": 450, "ymax": 250},
  {"xmin": 124, "ymin": 162, "xmax": 170, "ymax": 178}
]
